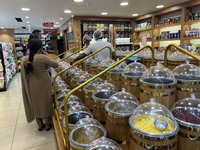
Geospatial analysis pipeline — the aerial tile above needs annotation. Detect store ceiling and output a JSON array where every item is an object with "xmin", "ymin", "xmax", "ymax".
[{"xmin": 0, "ymin": 0, "xmax": 190, "ymax": 33}]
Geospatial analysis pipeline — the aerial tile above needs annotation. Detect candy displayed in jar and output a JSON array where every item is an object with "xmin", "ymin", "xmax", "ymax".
[{"xmin": 134, "ymin": 117, "xmax": 173, "ymax": 134}]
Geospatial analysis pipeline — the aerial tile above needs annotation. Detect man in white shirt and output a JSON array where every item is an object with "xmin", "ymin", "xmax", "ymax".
[{"xmin": 70, "ymin": 30, "xmax": 116, "ymax": 65}]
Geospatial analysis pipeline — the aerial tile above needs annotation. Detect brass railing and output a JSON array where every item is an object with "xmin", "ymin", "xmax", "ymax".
[
  {"xmin": 164, "ymin": 44, "xmax": 200, "ymax": 67},
  {"xmin": 53, "ymin": 46, "xmax": 113, "ymax": 149},
  {"xmin": 53, "ymin": 46, "xmax": 79, "ymax": 59},
  {"xmin": 62, "ymin": 45, "xmax": 154, "ymax": 150},
  {"xmin": 58, "ymin": 47, "xmax": 88, "ymax": 62},
  {"xmin": 53, "ymin": 46, "xmax": 113, "ymax": 99}
]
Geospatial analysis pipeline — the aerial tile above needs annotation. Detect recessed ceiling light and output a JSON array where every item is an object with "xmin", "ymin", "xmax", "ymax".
[
  {"xmin": 60, "ymin": 18, "xmax": 63, "ymax": 20},
  {"xmin": 25, "ymin": 16, "xmax": 29, "ymax": 18},
  {"xmin": 74, "ymin": 0, "xmax": 83, "ymax": 2},
  {"xmin": 64, "ymin": 10, "xmax": 72, "ymax": 13},
  {"xmin": 21, "ymin": 8, "xmax": 30, "ymax": 11},
  {"xmin": 101, "ymin": 12, "xmax": 108, "ymax": 15},
  {"xmin": 27, "ymin": 25, "xmax": 30, "ymax": 26},
  {"xmin": 56, "ymin": 22, "xmax": 59, "ymax": 24},
  {"xmin": 132, "ymin": 14, "xmax": 138, "ymax": 16},
  {"xmin": 26, "ymin": 21, "xmax": 30, "ymax": 23},
  {"xmin": 1, "ymin": 27, "xmax": 4, "ymax": 29},
  {"xmin": 156, "ymin": 5, "xmax": 164, "ymax": 8},
  {"xmin": 120, "ymin": 2, "xmax": 128, "ymax": 6},
  {"xmin": 51, "ymin": 28, "xmax": 53, "ymax": 29}
]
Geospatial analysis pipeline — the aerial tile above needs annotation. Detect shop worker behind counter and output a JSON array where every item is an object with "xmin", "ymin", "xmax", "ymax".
[{"xmin": 70, "ymin": 30, "xmax": 116, "ymax": 65}]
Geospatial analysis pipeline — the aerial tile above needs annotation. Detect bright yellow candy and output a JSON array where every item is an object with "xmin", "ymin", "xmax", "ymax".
[{"xmin": 134, "ymin": 117, "xmax": 173, "ymax": 134}]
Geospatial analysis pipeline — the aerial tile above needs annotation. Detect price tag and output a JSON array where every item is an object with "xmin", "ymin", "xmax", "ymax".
[{"xmin": 141, "ymin": 35, "xmax": 147, "ymax": 45}]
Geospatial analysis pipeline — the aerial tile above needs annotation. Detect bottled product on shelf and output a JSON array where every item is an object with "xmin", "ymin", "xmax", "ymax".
[{"xmin": 0, "ymin": 42, "xmax": 16, "ymax": 91}]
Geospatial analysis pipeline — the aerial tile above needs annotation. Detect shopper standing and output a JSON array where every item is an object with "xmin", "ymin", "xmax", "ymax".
[
  {"xmin": 70, "ymin": 30, "xmax": 116, "ymax": 65},
  {"xmin": 21, "ymin": 39, "xmax": 58, "ymax": 131},
  {"xmin": 56, "ymin": 34, "xmax": 64, "ymax": 58},
  {"xmin": 82, "ymin": 34, "xmax": 92, "ymax": 52}
]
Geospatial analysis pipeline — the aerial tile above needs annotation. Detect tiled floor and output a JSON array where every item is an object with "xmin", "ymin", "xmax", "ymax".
[{"xmin": 0, "ymin": 73, "xmax": 57, "ymax": 150}]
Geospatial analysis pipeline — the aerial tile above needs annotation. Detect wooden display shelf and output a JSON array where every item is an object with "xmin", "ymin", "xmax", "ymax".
[
  {"xmin": 134, "ymin": 28, "xmax": 152, "ymax": 32},
  {"xmin": 184, "ymin": 20, "xmax": 200, "ymax": 25},
  {"xmin": 153, "ymin": 38, "xmax": 181, "ymax": 42},
  {"xmin": 183, "ymin": 37, "xmax": 200, "ymax": 40},
  {"xmin": 154, "ymin": 23, "xmax": 181, "ymax": 29}
]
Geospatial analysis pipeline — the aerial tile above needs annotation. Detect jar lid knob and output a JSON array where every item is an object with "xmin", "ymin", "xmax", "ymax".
[
  {"xmin": 191, "ymin": 93, "xmax": 196, "ymax": 99},
  {"xmin": 122, "ymin": 88, "xmax": 126, "ymax": 92},
  {"xmin": 85, "ymin": 115, "xmax": 90, "ymax": 119},
  {"xmin": 104, "ymin": 80, "xmax": 107, "ymax": 83},
  {"xmin": 157, "ymin": 62, "xmax": 160, "ymax": 67},
  {"xmin": 101, "ymin": 136, "xmax": 106, "ymax": 142},
  {"xmin": 186, "ymin": 60, "xmax": 190, "ymax": 64},
  {"xmin": 150, "ymin": 98, "xmax": 155, "ymax": 103},
  {"xmin": 134, "ymin": 59, "xmax": 137, "ymax": 63},
  {"xmin": 117, "ymin": 58, "xmax": 119, "ymax": 61}
]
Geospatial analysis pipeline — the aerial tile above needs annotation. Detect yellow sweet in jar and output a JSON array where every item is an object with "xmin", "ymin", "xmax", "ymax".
[{"xmin": 134, "ymin": 117, "xmax": 173, "ymax": 134}]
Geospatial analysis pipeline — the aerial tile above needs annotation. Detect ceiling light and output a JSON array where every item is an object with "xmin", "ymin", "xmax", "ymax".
[
  {"xmin": 21, "ymin": 8, "xmax": 30, "ymax": 11},
  {"xmin": 51, "ymin": 28, "xmax": 53, "ymax": 29},
  {"xmin": 74, "ymin": 0, "xmax": 83, "ymax": 2},
  {"xmin": 27, "ymin": 25, "xmax": 30, "ymax": 26},
  {"xmin": 56, "ymin": 22, "xmax": 59, "ymax": 24},
  {"xmin": 25, "ymin": 16, "xmax": 29, "ymax": 18},
  {"xmin": 26, "ymin": 21, "xmax": 30, "ymax": 23},
  {"xmin": 60, "ymin": 18, "xmax": 63, "ymax": 20},
  {"xmin": 1, "ymin": 27, "xmax": 4, "ymax": 29},
  {"xmin": 64, "ymin": 10, "xmax": 72, "ymax": 13},
  {"xmin": 101, "ymin": 12, "xmax": 108, "ymax": 15},
  {"xmin": 132, "ymin": 14, "xmax": 138, "ymax": 16},
  {"xmin": 120, "ymin": 2, "xmax": 128, "ymax": 6},
  {"xmin": 156, "ymin": 5, "xmax": 164, "ymax": 8}
]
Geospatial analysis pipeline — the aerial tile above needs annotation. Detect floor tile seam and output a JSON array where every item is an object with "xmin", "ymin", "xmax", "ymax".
[
  {"xmin": 17, "ymin": 140, "xmax": 55, "ymax": 150},
  {"xmin": 10, "ymin": 100, "xmax": 22, "ymax": 150},
  {"xmin": 0, "ymin": 125, "xmax": 16, "ymax": 130},
  {"xmin": 0, "ymin": 108, "xmax": 21, "ymax": 113}
]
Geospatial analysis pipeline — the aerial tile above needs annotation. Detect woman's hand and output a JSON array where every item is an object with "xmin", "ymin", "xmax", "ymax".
[{"xmin": 42, "ymin": 50, "xmax": 48, "ymax": 56}]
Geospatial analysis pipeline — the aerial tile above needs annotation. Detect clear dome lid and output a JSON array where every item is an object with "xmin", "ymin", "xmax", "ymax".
[
  {"xmin": 68, "ymin": 105, "xmax": 93, "ymax": 127},
  {"xmin": 91, "ymin": 57, "xmax": 105, "ymax": 67},
  {"xmin": 129, "ymin": 99, "xmax": 179, "ymax": 137},
  {"xmin": 168, "ymin": 51, "xmax": 186, "ymax": 61},
  {"xmin": 108, "ymin": 59, "xmax": 127, "ymax": 74},
  {"xmin": 139, "ymin": 63, "xmax": 177, "ymax": 86},
  {"xmin": 155, "ymin": 52, "xmax": 164, "ymax": 60},
  {"xmin": 122, "ymin": 60, "xmax": 147, "ymax": 78},
  {"xmin": 69, "ymin": 116, "xmax": 107, "ymax": 148},
  {"xmin": 92, "ymin": 80, "xmax": 118, "ymax": 102},
  {"xmin": 84, "ymin": 57, "xmax": 94, "ymax": 65},
  {"xmin": 58, "ymin": 95, "xmax": 84, "ymax": 113},
  {"xmin": 86, "ymin": 137, "xmax": 122, "ymax": 150},
  {"xmin": 77, "ymin": 73, "xmax": 93, "ymax": 85},
  {"xmin": 83, "ymin": 78, "xmax": 104, "ymax": 92},
  {"xmin": 55, "ymin": 91, "xmax": 76, "ymax": 104},
  {"xmin": 172, "ymin": 60, "xmax": 200, "ymax": 82},
  {"xmin": 105, "ymin": 88, "xmax": 139, "ymax": 117},
  {"xmin": 171, "ymin": 94, "xmax": 200, "ymax": 128},
  {"xmin": 72, "ymin": 71, "xmax": 87, "ymax": 82},
  {"xmin": 143, "ymin": 49, "xmax": 152, "ymax": 59},
  {"xmin": 57, "ymin": 88, "xmax": 72, "ymax": 98},
  {"xmin": 98, "ymin": 59, "xmax": 116, "ymax": 70},
  {"xmin": 65, "ymin": 66, "xmax": 82, "ymax": 76}
]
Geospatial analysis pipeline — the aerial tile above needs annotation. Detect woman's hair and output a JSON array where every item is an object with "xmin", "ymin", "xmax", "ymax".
[{"xmin": 27, "ymin": 39, "xmax": 42, "ymax": 73}]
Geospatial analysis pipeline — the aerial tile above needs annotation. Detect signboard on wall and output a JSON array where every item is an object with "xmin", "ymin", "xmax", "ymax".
[
  {"xmin": 43, "ymin": 29, "xmax": 57, "ymax": 34},
  {"xmin": 42, "ymin": 22, "xmax": 54, "ymax": 27}
]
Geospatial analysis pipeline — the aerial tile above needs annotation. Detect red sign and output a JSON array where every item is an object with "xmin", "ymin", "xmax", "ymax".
[
  {"xmin": 43, "ymin": 22, "xmax": 54, "ymax": 27},
  {"xmin": 43, "ymin": 29, "xmax": 57, "ymax": 34}
]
